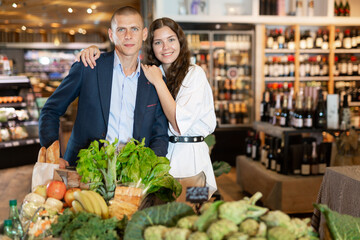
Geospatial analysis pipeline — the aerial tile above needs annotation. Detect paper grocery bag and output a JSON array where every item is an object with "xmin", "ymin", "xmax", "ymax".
[{"xmin": 31, "ymin": 162, "xmax": 59, "ymax": 191}]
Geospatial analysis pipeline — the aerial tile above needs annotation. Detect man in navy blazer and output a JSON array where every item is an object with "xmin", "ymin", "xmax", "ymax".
[{"xmin": 39, "ymin": 7, "xmax": 168, "ymax": 167}]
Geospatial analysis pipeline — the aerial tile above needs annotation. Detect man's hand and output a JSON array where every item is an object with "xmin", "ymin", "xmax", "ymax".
[
  {"xmin": 59, "ymin": 158, "xmax": 69, "ymax": 169},
  {"xmin": 75, "ymin": 45, "xmax": 101, "ymax": 69}
]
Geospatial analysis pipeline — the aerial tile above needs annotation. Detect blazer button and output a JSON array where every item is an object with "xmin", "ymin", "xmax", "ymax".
[{"xmin": 102, "ymin": 132, "xmax": 106, "ymax": 137}]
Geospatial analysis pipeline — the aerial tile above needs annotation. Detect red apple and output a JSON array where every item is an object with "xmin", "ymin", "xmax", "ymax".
[
  {"xmin": 64, "ymin": 188, "xmax": 81, "ymax": 206},
  {"xmin": 46, "ymin": 180, "xmax": 67, "ymax": 200}
]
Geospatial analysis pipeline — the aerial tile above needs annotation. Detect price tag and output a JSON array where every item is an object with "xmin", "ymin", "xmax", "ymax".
[
  {"xmin": 186, "ymin": 187, "xmax": 208, "ymax": 203},
  {"xmin": 26, "ymin": 139, "xmax": 35, "ymax": 145},
  {"xmin": 4, "ymin": 142, "xmax": 12, "ymax": 148},
  {"xmin": 12, "ymin": 141, "xmax": 20, "ymax": 147}
]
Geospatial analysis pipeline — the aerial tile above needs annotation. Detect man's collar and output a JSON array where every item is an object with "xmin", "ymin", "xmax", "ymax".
[{"xmin": 114, "ymin": 53, "xmax": 141, "ymax": 78}]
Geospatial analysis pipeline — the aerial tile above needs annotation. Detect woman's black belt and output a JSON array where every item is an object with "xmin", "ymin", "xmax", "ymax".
[{"xmin": 169, "ymin": 136, "xmax": 204, "ymax": 143}]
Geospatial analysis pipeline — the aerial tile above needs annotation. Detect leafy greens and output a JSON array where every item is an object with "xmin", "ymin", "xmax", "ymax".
[{"xmin": 76, "ymin": 138, "xmax": 182, "ymax": 202}]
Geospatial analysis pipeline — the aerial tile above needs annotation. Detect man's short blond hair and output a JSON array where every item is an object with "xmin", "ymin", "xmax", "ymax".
[{"xmin": 110, "ymin": 6, "xmax": 144, "ymax": 29}]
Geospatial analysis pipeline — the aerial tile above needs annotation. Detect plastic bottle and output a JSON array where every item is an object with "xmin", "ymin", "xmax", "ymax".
[{"xmin": 9, "ymin": 199, "xmax": 24, "ymax": 239}]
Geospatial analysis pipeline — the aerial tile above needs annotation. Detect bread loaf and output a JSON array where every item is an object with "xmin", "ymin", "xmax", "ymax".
[
  {"xmin": 46, "ymin": 140, "xmax": 60, "ymax": 164},
  {"xmin": 37, "ymin": 146, "xmax": 46, "ymax": 163}
]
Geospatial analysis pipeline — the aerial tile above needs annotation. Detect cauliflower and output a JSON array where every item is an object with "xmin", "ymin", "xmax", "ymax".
[
  {"xmin": 239, "ymin": 219, "xmax": 259, "ymax": 236},
  {"xmin": 177, "ymin": 215, "xmax": 199, "ymax": 230},
  {"xmin": 226, "ymin": 232, "xmax": 249, "ymax": 240},
  {"xmin": 260, "ymin": 211, "xmax": 291, "ymax": 228},
  {"xmin": 206, "ymin": 219, "xmax": 238, "ymax": 240},
  {"xmin": 144, "ymin": 225, "xmax": 168, "ymax": 240},
  {"xmin": 188, "ymin": 231, "xmax": 209, "ymax": 240},
  {"xmin": 163, "ymin": 227, "xmax": 191, "ymax": 240},
  {"xmin": 267, "ymin": 226, "xmax": 296, "ymax": 240}
]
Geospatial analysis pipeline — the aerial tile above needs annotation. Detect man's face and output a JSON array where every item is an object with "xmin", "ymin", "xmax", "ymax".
[{"xmin": 108, "ymin": 14, "xmax": 148, "ymax": 58}]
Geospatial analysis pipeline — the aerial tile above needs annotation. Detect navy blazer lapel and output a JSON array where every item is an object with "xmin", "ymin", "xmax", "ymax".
[
  {"xmin": 133, "ymin": 69, "xmax": 151, "ymax": 138},
  {"xmin": 97, "ymin": 51, "xmax": 114, "ymax": 127}
]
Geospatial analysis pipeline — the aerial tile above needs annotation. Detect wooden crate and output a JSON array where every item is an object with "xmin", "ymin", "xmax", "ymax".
[{"xmin": 236, "ymin": 155, "xmax": 323, "ymax": 214}]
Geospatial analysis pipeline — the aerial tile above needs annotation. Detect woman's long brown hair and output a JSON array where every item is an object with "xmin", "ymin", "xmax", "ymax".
[{"xmin": 143, "ymin": 18, "xmax": 191, "ymax": 98}]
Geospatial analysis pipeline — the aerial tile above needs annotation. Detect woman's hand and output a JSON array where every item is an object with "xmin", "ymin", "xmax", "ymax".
[
  {"xmin": 141, "ymin": 64, "xmax": 163, "ymax": 86},
  {"xmin": 75, "ymin": 45, "xmax": 101, "ymax": 69},
  {"xmin": 59, "ymin": 158, "xmax": 69, "ymax": 169}
]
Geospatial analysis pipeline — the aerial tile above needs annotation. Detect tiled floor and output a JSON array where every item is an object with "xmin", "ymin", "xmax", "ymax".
[{"xmin": 0, "ymin": 165, "xmax": 243, "ymax": 222}]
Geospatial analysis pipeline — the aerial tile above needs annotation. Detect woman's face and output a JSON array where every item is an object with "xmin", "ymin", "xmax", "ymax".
[{"xmin": 152, "ymin": 26, "xmax": 180, "ymax": 70}]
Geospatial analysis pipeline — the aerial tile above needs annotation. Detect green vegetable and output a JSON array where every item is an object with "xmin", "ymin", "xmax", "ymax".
[
  {"xmin": 239, "ymin": 219, "xmax": 259, "ymax": 236},
  {"xmin": 144, "ymin": 225, "xmax": 168, "ymax": 240},
  {"xmin": 227, "ymin": 232, "xmax": 250, "ymax": 240},
  {"xmin": 77, "ymin": 138, "xmax": 182, "ymax": 202},
  {"xmin": 188, "ymin": 231, "xmax": 209, "ymax": 240},
  {"xmin": 163, "ymin": 227, "xmax": 191, "ymax": 240},
  {"xmin": 194, "ymin": 200, "xmax": 224, "ymax": 232},
  {"xmin": 206, "ymin": 219, "xmax": 238, "ymax": 240},
  {"xmin": 51, "ymin": 208, "xmax": 127, "ymax": 240},
  {"xmin": 124, "ymin": 201, "xmax": 195, "ymax": 240},
  {"xmin": 267, "ymin": 226, "xmax": 295, "ymax": 240},
  {"xmin": 212, "ymin": 161, "xmax": 231, "ymax": 178},
  {"xmin": 176, "ymin": 215, "xmax": 199, "ymax": 230},
  {"xmin": 314, "ymin": 203, "xmax": 360, "ymax": 240}
]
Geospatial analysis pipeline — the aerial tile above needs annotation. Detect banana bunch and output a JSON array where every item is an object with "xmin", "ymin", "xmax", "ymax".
[{"xmin": 72, "ymin": 190, "xmax": 109, "ymax": 219}]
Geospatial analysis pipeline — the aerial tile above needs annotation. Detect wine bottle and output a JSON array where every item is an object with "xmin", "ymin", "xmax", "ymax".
[
  {"xmin": 252, "ymin": 132, "xmax": 261, "ymax": 161},
  {"xmin": 334, "ymin": 0, "xmax": 339, "ymax": 16},
  {"xmin": 311, "ymin": 142, "xmax": 319, "ymax": 175},
  {"xmin": 314, "ymin": 89, "xmax": 327, "ymax": 129},
  {"xmin": 315, "ymin": 29, "xmax": 323, "ymax": 49},
  {"xmin": 278, "ymin": 28, "xmax": 285, "ymax": 49},
  {"xmin": 304, "ymin": 96, "xmax": 313, "ymax": 128},
  {"xmin": 334, "ymin": 29, "xmax": 342, "ymax": 49},
  {"xmin": 305, "ymin": 30, "xmax": 314, "ymax": 49},
  {"xmin": 344, "ymin": 0, "xmax": 350, "ymax": 16},
  {"xmin": 266, "ymin": 137, "xmax": 275, "ymax": 170},
  {"xmin": 269, "ymin": 137, "xmax": 277, "ymax": 171},
  {"xmin": 293, "ymin": 95, "xmax": 304, "ymax": 129},
  {"xmin": 288, "ymin": 29, "xmax": 296, "ymax": 50},
  {"xmin": 301, "ymin": 143, "xmax": 311, "ymax": 176},
  {"xmin": 340, "ymin": 94, "xmax": 351, "ymax": 130},
  {"xmin": 260, "ymin": 91, "xmax": 270, "ymax": 122},
  {"xmin": 245, "ymin": 131, "xmax": 253, "ymax": 158},
  {"xmin": 300, "ymin": 31, "xmax": 307, "ymax": 49},
  {"xmin": 343, "ymin": 29, "xmax": 352, "ymax": 49},
  {"xmin": 338, "ymin": 0, "xmax": 344, "ymax": 16},
  {"xmin": 273, "ymin": 94, "xmax": 282, "ymax": 126},
  {"xmin": 280, "ymin": 94, "xmax": 289, "ymax": 127}
]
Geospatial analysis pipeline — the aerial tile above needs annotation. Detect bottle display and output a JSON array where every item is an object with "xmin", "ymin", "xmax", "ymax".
[
  {"xmin": 314, "ymin": 89, "xmax": 327, "ymax": 129},
  {"xmin": 311, "ymin": 141, "xmax": 319, "ymax": 175},
  {"xmin": 185, "ymin": 30, "xmax": 254, "ymax": 127}
]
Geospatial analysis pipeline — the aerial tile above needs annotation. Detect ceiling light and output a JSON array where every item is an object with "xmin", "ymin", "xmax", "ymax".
[
  {"xmin": 21, "ymin": 26, "xmax": 26, "ymax": 31},
  {"xmin": 69, "ymin": 29, "xmax": 75, "ymax": 35},
  {"xmin": 87, "ymin": 8, "xmax": 92, "ymax": 14},
  {"xmin": 91, "ymin": 4, "xmax": 96, "ymax": 9},
  {"xmin": 68, "ymin": 8, "xmax": 73, "ymax": 13},
  {"xmin": 82, "ymin": 29, "xmax": 86, "ymax": 34},
  {"xmin": 78, "ymin": 28, "xmax": 84, "ymax": 34},
  {"xmin": 51, "ymin": 23, "xmax": 60, "ymax": 28},
  {"xmin": 12, "ymin": 3, "xmax": 17, "ymax": 8}
]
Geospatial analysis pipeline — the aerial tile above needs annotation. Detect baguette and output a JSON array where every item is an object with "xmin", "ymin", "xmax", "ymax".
[
  {"xmin": 46, "ymin": 140, "xmax": 60, "ymax": 164},
  {"xmin": 37, "ymin": 146, "xmax": 46, "ymax": 163}
]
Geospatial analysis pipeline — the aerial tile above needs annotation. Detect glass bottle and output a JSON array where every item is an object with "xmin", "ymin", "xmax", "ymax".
[
  {"xmin": 311, "ymin": 142, "xmax": 319, "ymax": 175},
  {"xmin": 334, "ymin": 0, "xmax": 339, "ymax": 16},
  {"xmin": 280, "ymin": 94, "xmax": 289, "ymax": 127},
  {"xmin": 273, "ymin": 94, "xmax": 282, "ymax": 126},
  {"xmin": 9, "ymin": 199, "xmax": 24, "ymax": 239},
  {"xmin": 344, "ymin": 0, "xmax": 350, "ymax": 16},
  {"xmin": 340, "ymin": 94, "xmax": 351, "ymax": 130},
  {"xmin": 304, "ymin": 96, "xmax": 313, "ymax": 128},
  {"xmin": 293, "ymin": 95, "xmax": 304, "ymax": 129},
  {"xmin": 315, "ymin": 29, "xmax": 323, "ymax": 49},
  {"xmin": 260, "ymin": 91, "xmax": 270, "ymax": 122},
  {"xmin": 314, "ymin": 90, "xmax": 327, "ymax": 129},
  {"xmin": 301, "ymin": 143, "xmax": 311, "ymax": 176},
  {"xmin": 251, "ymin": 132, "xmax": 261, "ymax": 161},
  {"xmin": 3, "ymin": 219, "xmax": 15, "ymax": 239}
]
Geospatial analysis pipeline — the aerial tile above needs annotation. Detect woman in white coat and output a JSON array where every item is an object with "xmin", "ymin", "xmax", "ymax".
[{"xmin": 78, "ymin": 17, "xmax": 217, "ymax": 202}]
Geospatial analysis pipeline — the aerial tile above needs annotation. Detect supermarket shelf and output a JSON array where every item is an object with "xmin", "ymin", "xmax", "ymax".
[
  {"xmin": 264, "ymin": 49, "xmax": 295, "ymax": 54},
  {"xmin": 0, "ymin": 42, "xmax": 111, "ymax": 50},
  {"xmin": 349, "ymin": 102, "xmax": 360, "ymax": 107},
  {"xmin": 334, "ymin": 76, "xmax": 360, "ymax": 81},
  {"xmin": 334, "ymin": 49, "xmax": 360, "ymax": 54},
  {"xmin": 299, "ymin": 76, "xmax": 329, "ymax": 81},
  {"xmin": 299, "ymin": 49, "xmax": 330, "ymax": 54},
  {"xmin": 265, "ymin": 77, "xmax": 295, "ymax": 82},
  {"xmin": 0, "ymin": 76, "xmax": 29, "ymax": 84},
  {"xmin": 0, "ymin": 138, "xmax": 40, "ymax": 149},
  {"xmin": 0, "ymin": 102, "xmax": 27, "ymax": 108}
]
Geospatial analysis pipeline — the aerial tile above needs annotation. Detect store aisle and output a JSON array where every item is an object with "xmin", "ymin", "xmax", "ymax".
[{"xmin": 0, "ymin": 165, "xmax": 243, "ymax": 222}]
